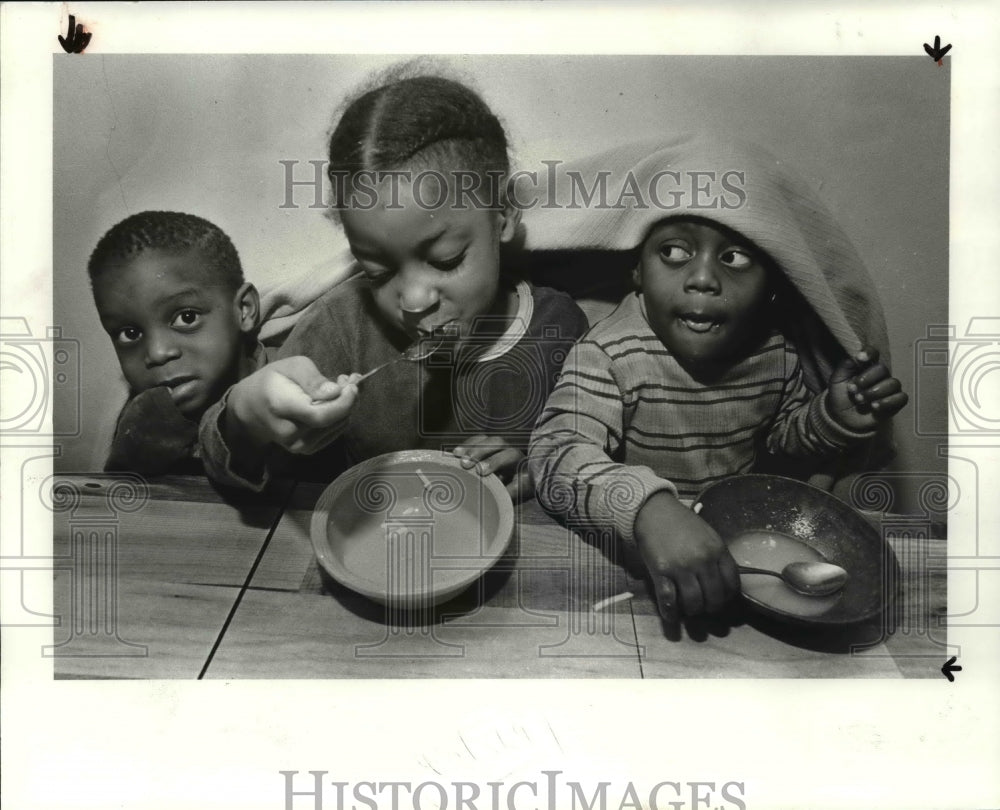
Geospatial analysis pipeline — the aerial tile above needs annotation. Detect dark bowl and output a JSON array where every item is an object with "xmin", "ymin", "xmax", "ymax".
[{"xmin": 693, "ymin": 474, "xmax": 899, "ymax": 627}]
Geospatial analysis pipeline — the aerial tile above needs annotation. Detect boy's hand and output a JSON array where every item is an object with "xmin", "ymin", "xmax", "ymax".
[
  {"xmin": 452, "ymin": 435, "xmax": 533, "ymax": 503},
  {"xmin": 226, "ymin": 356, "xmax": 360, "ymax": 455},
  {"xmin": 634, "ymin": 491, "xmax": 741, "ymax": 624},
  {"xmin": 827, "ymin": 346, "xmax": 909, "ymax": 432}
]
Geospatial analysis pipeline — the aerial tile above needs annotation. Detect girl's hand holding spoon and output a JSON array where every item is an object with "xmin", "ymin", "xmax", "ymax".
[{"xmin": 226, "ymin": 357, "xmax": 360, "ymax": 455}]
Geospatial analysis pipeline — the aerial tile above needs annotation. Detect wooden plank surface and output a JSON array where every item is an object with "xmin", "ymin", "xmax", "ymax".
[
  {"xmin": 218, "ymin": 482, "xmax": 932, "ymax": 678},
  {"xmin": 48, "ymin": 475, "xmax": 948, "ymax": 679},
  {"xmin": 51, "ymin": 575, "xmax": 246, "ymax": 679},
  {"xmin": 50, "ymin": 474, "xmax": 291, "ymax": 679},
  {"xmin": 879, "ymin": 534, "xmax": 950, "ymax": 678},
  {"xmin": 211, "ymin": 483, "xmax": 642, "ymax": 677},
  {"xmin": 624, "ymin": 524, "xmax": 946, "ymax": 679},
  {"xmin": 204, "ymin": 589, "xmax": 642, "ymax": 678},
  {"xmin": 629, "ymin": 604, "xmax": 904, "ymax": 678}
]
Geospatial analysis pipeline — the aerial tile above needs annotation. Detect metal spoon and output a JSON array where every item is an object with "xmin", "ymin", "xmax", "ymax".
[
  {"xmin": 312, "ymin": 328, "xmax": 455, "ymax": 404},
  {"xmin": 353, "ymin": 332, "xmax": 449, "ymax": 384},
  {"xmin": 738, "ymin": 561, "xmax": 848, "ymax": 596}
]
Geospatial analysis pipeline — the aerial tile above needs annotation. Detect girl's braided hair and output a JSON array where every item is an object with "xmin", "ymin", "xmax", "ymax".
[{"xmin": 327, "ymin": 69, "xmax": 510, "ymax": 212}]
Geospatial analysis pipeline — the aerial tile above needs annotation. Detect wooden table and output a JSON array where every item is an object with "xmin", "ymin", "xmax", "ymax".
[
  {"xmin": 49, "ymin": 475, "xmax": 292, "ymax": 679},
  {"xmin": 50, "ymin": 475, "xmax": 947, "ymax": 679}
]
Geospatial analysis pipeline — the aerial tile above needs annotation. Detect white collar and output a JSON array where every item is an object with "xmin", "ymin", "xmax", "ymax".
[{"xmin": 475, "ymin": 280, "xmax": 534, "ymax": 363}]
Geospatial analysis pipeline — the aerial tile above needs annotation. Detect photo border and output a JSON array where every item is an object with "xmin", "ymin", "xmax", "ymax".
[{"xmin": 2, "ymin": 3, "xmax": 998, "ymax": 808}]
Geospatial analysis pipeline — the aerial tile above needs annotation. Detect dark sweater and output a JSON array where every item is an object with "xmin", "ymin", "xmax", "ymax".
[
  {"xmin": 105, "ymin": 342, "xmax": 269, "ymax": 477},
  {"xmin": 200, "ymin": 278, "xmax": 588, "ymax": 490}
]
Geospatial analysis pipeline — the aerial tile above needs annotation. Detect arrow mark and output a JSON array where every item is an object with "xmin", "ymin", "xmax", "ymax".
[
  {"xmin": 59, "ymin": 14, "xmax": 92, "ymax": 54},
  {"xmin": 923, "ymin": 35, "xmax": 952, "ymax": 66},
  {"xmin": 941, "ymin": 655, "xmax": 962, "ymax": 682}
]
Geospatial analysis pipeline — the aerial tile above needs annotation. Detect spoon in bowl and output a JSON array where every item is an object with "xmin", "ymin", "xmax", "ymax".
[{"xmin": 738, "ymin": 561, "xmax": 848, "ymax": 596}]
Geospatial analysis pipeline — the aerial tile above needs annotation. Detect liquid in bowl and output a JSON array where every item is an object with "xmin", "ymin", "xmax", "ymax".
[
  {"xmin": 729, "ymin": 529, "xmax": 841, "ymax": 618},
  {"xmin": 330, "ymin": 496, "xmax": 487, "ymax": 596}
]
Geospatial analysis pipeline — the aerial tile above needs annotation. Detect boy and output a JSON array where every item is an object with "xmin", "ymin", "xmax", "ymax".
[
  {"xmin": 88, "ymin": 211, "xmax": 264, "ymax": 475},
  {"xmin": 528, "ymin": 215, "xmax": 908, "ymax": 625}
]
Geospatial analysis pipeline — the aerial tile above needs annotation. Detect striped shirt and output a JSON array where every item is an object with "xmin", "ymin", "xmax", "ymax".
[{"xmin": 528, "ymin": 292, "xmax": 873, "ymax": 543}]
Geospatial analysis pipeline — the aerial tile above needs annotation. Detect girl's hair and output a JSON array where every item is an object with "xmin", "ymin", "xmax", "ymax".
[{"xmin": 327, "ymin": 72, "xmax": 510, "ymax": 212}]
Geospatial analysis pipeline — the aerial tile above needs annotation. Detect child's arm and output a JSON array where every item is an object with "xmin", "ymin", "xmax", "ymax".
[
  {"xmin": 529, "ymin": 340, "xmax": 660, "ymax": 536},
  {"xmin": 226, "ymin": 358, "xmax": 359, "ymax": 453},
  {"xmin": 452, "ymin": 436, "xmax": 532, "ymax": 503},
  {"xmin": 529, "ymin": 340, "xmax": 740, "ymax": 622},
  {"xmin": 766, "ymin": 343, "xmax": 906, "ymax": 459},
  {"xmin": 826, "ymin": 346, "xmax": 909, "ymax": 430},
  {"xmin": 200, "ymin": 358, "xmax": 359, "ymax": 490},
  {"xmin": 634, "ymin": 491, "xmax": 742, "ymax": 622},
  {"xmin": 105, "ymin": 386, "xmax": 199, "ymax": 475}
]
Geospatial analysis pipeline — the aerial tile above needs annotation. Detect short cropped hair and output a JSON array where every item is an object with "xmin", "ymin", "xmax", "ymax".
[{"xmin": 88, "ymin": 211, "xmax": 244, "ymax": 290}]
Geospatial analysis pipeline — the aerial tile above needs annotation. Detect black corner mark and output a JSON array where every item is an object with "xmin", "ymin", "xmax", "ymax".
[
  {"xmin": 58, "ymin": 14, "xmax": 92, "ymax": 54},
  {"xmin": 923, "ymin": 35, "xmax": 952, "ymax": 66},
  {"xmin": 941, "ymin": 656, "xmax": 962, "ymax": 682}
]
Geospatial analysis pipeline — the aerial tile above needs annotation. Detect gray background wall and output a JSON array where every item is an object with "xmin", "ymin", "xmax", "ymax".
[{"xmin": 53, "ymin": 55, "xmax": 949, "ymax": 512}]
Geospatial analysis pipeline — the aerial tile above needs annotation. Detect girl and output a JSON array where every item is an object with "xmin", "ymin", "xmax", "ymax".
[{"xmin": 199, "ymin": 71, "xmax": 588, "ymax": 499}]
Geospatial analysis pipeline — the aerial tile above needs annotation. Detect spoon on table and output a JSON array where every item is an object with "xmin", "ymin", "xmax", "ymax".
[{"xmin": 738, "ymin": 561, "xmax": 848, "ymax": 596}]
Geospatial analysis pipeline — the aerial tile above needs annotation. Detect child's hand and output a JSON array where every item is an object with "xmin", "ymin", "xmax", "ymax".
[
  {"xmin": 827, "ymin": 346, "xmax": 909, "ymax": 432},
  {"xmin": 225, "ymin": 356, "xmax": 360, "ymax": 455},
  {"xmin": 634, "ymin": 491, "xmax": 741, "ymax": 624},
  {"xmin": 452, "ymin": 435, "xmax": 533, "ymax": 503}
]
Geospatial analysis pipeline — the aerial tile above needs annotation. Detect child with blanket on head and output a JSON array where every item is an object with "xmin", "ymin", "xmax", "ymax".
[
  {"xmin": 199, "ymin": 70, "xmax": 588, "ymax": 499},
  {"xmin": 89, "ymin": 211, "xmax": 265, "ymax": 476},
  {"xmin": 525, "ymin": 135, "xmax": 908, "ymax": 625}
]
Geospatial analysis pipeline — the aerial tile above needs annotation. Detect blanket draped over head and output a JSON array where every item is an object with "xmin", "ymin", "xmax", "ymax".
[
  {"xmin": 513, "ymin": 133, "xmax": 891, "ymax": 396},
  {"xmin": 514, "ymin": 133, "xmax": 896, "ymax": 476},
  {"xmin": 256, "ymin": 133, "xmax": 895, "ymax": 475}
]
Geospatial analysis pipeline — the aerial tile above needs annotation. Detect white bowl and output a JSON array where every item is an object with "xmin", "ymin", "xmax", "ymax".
[{"xmin": 310, "ymin": 450, "xmax": 515, "ymax": 609}]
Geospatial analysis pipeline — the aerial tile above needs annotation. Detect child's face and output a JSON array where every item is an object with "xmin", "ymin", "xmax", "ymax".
[
  {"xmin": 93, "ymin": 248, "xmax": 258, "ymax": 418},
  {"xmin": 339, "ymin": 171, "xmax": 519, "ymax": 345},
  {"xmin": 634, "ymin": 219, "xmax": 771, "ymax": 368}
]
